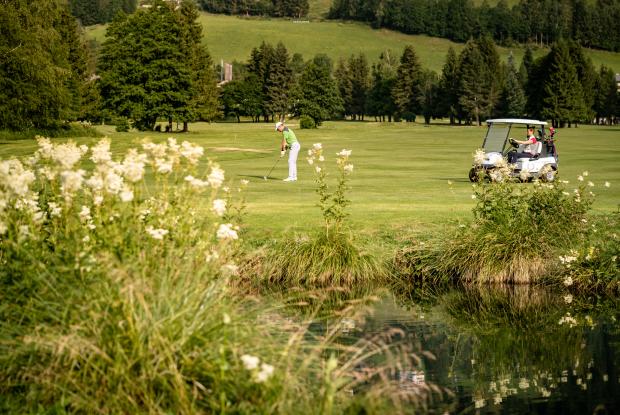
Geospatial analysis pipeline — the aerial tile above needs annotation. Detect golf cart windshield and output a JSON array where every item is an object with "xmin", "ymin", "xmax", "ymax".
[
  {"xmin": 482, "ymin": 123, "xmax": 510, "ymax": 153},
  {"xmin": 482, "ymin": 119, "xmax": 548, "ymax": 153}
]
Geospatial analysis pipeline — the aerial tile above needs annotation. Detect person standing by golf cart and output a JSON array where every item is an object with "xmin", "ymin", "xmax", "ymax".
[
  {"xmin": 275, "ymin": 121, "xmax": 300, "ymax": 182},
  {"xmin": 508, "ymin": 127, "xmax": 538, "ymax": 163}
]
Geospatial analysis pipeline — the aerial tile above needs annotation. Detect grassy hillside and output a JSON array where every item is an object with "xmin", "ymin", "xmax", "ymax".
[{"xmin": 85, "ymin": 12, "xmax": 620, "ymax": 73}]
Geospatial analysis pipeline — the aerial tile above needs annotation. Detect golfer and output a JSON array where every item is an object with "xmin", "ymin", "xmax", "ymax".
[{"xmin": 275, "ymin": 121, "xmax": 300, "ymax": 182}]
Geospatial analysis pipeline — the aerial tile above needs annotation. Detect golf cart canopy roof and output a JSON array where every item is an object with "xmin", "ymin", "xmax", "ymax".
[{"xmin": 486, "ymin": 118, "xmax": 548, "ymax": 126}]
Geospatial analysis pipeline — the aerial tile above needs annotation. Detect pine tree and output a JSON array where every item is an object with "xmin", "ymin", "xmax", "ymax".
[
  {"xmin": 178, "ymin": 0, "xmax": 220, "ymax": 131},
  {"xmin": 265, "ymin": 42, "xmax": 293, "ymax": 121},
  {"xmin": 498, "ymin": 54, "xmax": 526, "ymax": 117},
  {"xmin": 290, "ymin": 53, "xmax": 305, "ymax": 79},
  {"xmin": 457, "ymin": 38, "xmax": 501, "ymax": 125},
  {"xmin": 55, "ymin": 7, "xmax": 90, "ymax": 121},
  {"xmin": 457, "ymin": 41, "xmax": 486, "ymax": 125},
  {"xmin": 593, "ymin": 65, "xmax": 617, "ymax": 125},
  {"xmin": 540, "ymin": 42, "xmax": 587, "ymax": 127},
  {"xmin": 518, "ymin": 45, "xmax": 534, "ymax": 88},
  {"xmin": 567, "ymin": 40, "xmax": 598, "ymax": 122},
  {"xmin": 334, "ymin": 58, "xmax": 353, "ymax": 119},
  {"xmin": 247, "ymin": 41, "xmax": 275, "ymax": 121},
  {"xmin": 437, "ymin": 46, "xmax": 460, "ymax": 124},
  {"xmin": 392, "ymin": 45, "xmax": 423, "ymax": 122},
  {"xmin": 419, "ymin": 69, "xmax": 438, "ymax": 124},
  {"xmin": 475, "ymin": 35, "xmax": 502, "ymax": 114},
  {"xmin": 0, "ymin": 0, "xmax": 88, "ymax": 130},
  {"xmin": 292, "ymin": 60, "xmax": 343, "ymax": 125},
  {"xmin": 348, "ymin": 53, "xmax": 370, "ymax": 120},
  {"xmin": 367, "ymin": 50, "xmax": 397, "ymax": 122}
]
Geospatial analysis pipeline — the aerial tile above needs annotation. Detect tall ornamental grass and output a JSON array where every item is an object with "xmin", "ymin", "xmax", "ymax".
[
  {"xmin": 395, "ymin": 167, "xmax": 602, "ymax": 284},
  {"xmin": 259, "ymin": 144, "xmax": 386, "ymax": 288},
  {"xmin": 0, "ymin": 137, "xmax": 428, "ymax": 413}
]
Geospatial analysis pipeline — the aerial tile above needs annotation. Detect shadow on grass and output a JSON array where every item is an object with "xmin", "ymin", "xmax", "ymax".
[{"xmin": 237, "ymin": 174, "xmax": 282, "ymax": 181}]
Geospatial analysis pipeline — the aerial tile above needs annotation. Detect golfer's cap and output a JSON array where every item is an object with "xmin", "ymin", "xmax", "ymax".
[{"xmin": 275, "ymin": 122, "xmax": 283, "ymax": 131}]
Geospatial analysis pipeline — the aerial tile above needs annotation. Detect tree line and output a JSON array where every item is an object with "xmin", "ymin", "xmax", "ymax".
[
  {"xmin": 329, "ymin": 0, "xmax": 620, "ymax": 52},
  {"xmin": 69, "ymin": 0, "xmax": 138, "ymax": 26},
  {"xmin": 0, "ymin": 0, "xmax": 99, "ymax": 131},
  {"xmin": 1, "ymin": 0, "xmax": 618, "ymax": 133},
  {"xmin": 0, "ymin": 0, "xmax": 219, "ymax": 133},
  {"xmin": 196, "ymin": 0, "xmax": 310, "ymax": 18},
  {"xmin": 221, "ymin": 36, "xmax": 619, "ymax": 128}
]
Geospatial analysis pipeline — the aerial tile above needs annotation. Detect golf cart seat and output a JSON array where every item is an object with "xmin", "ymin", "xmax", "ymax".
[{"xmin": 516, "ymin": 141, "xmax": 542, "ymax": 160}]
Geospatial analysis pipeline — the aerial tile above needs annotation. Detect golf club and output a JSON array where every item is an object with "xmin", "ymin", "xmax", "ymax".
[{"xmin": 263, "ymin": 156, "xmax": 281, "ymax": 180}]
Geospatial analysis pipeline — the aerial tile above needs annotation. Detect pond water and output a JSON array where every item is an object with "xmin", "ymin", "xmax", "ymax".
[{"xmin": 345, "ymin": 285, "xmax": 620, "ymax": 414}]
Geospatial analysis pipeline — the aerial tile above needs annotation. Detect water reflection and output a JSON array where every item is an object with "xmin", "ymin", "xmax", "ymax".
[{"xmin": 355, "ymin": 285, "xmax": 620, "ymax": 414}]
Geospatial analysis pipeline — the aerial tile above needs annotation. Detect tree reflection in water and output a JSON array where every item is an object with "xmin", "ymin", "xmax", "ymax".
[{"xmin": 350, "ymin": 284, "xmax": 620, "ymax": 414}]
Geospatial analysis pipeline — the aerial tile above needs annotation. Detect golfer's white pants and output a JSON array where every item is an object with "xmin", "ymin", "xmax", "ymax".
[{"xmin": 288, "ymin": 141, "xmax": 300, "ymax": 179}]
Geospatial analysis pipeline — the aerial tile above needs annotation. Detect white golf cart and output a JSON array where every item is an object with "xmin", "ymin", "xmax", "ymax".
[{"xmin": 468, "ymin": 118, "xmax": 558, "ymax": 182}]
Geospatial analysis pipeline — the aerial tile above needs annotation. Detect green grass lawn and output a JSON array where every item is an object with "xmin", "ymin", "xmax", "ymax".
[
  {"xmin": 2, "ymin": 122, "xmax": 618, "ymax": 242},
  {"xmin": 84, "ymin": 12, "xmax": 620, "ymax": 73}
]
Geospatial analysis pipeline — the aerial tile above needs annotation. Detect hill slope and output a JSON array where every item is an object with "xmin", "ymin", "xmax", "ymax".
[{"xmin": 85, "ymin": 12, "xmax": 620, "ymax": 73}]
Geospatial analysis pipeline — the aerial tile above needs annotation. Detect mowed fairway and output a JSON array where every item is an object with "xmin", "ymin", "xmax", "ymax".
[{"xmin": 1, "ymin": 122, "xmax": 618, "ymax": 240}]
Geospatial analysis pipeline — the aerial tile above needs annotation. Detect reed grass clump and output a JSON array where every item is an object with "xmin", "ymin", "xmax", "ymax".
[
  {"xmin": 262, "ymin": 231, "xmax": 387, "ymax": 287},
  {"xmin": 395, "ymin": 173, "xmax": 598, "ymax": 284},
  {"xmin": 0, "ymin": 137, "xmax": 429, "ymax": 413},
  {"xmin": 258, "ymin": 144, "xmax": 387, "ymax": 289}
]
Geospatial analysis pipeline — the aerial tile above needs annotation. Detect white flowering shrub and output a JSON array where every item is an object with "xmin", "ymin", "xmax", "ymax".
[
  {"xmin": 0, "ymin": 137, "xmax": 427, "ymax": 413},
  {"xmin": 307, "ymin": 143, "xmax": 354, "ymax": 236},
  {"xmin": 396, "ymin": 174, "xmax": 609, "ymax": 284}
]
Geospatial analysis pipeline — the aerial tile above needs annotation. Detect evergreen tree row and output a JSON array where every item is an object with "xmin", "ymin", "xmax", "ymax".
[
  {"xmin": 329, "ymin": 0, "xmax": 620, "ymax": 52},
  {"xmin": 197, "ymin": 0, "xmax": 309, "ymax": 18},
  {"xmin": 69, "ymin": 0, "xmax": 138, "ymax": 26},
  {"xmin": 220, "ymin": 36, "xmax": 618, "ymax": 128},
  {"xmin": 0, "ymin": 0, "xmax": 97, "ymax": 131}
]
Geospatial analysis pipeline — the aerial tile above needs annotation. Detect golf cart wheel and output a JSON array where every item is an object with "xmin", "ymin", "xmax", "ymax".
[
  {"xmin": 540, "ymin": 166, "xmax": 557, "ymax": 183},
  {"xmin": 469, "ymin": 168, "xmax": 482, "ymax": 182}
]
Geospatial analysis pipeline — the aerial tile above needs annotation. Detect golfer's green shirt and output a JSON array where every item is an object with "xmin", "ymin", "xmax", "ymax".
[{"xmin": 283, "ymin": 127, "xmax": 298, "ymax": 147}]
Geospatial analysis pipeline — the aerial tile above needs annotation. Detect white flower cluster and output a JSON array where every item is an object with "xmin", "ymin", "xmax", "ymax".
[
  {"xmin": 307, "ymin": 143, "xmax": 324, "ymax": 167},
  {"xmin": 473, "ymin": 149, "xmax": 486, "ymax": 166},
  {"xmin": 0, "ymin": 158, "xmax": 43, "ymax": 230},
  {"xmin": 240, "ymin": 354, "xmax": 275, "ymax": 383},
  {"xmin": 216, "ymin": 223, "xmax": 238, "ymax": 240},
  {"xmin": 558, "ymin": 312, "xmax": 578, "ymax": 327},
  {"xmin": 142, "ymin": 137, "xmax": 205, "ymax": 174},
  {"xmin": 146, "ymin": 225, "xmax": 169, "ymax": 240},
  {"xmin": 208, "ymin": 164, "xmax": 225, "ymax": 189},
  {"xmin": 559, "ymin": 250, "xmax": 579, "ymax": 269},
  {"xmin": 212, "ymin": 199, "xmax": 226, "ymax": 217},
  {"xmin": 487, "ymin": 158, "xmax": 513, "ymax": 182},
  {"xmin": 336, "ymin": 148, "xmax": 354, "ymax": 174},
  {"xmin": 184, "ymin": 175, "xmax": 210, "ymax": 188}
]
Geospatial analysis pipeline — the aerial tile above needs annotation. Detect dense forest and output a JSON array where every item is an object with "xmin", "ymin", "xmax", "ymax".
[
  {"xmin": 196, "ymin": 0, "xmax": 309, "ymax": 17},
  {"xmin": 69, "ymin": 0, "xmax": 138, "ymax": 26},
  {"xmin": 329, "ymin": 0, "xmax": 620, "ymax": 52}
]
